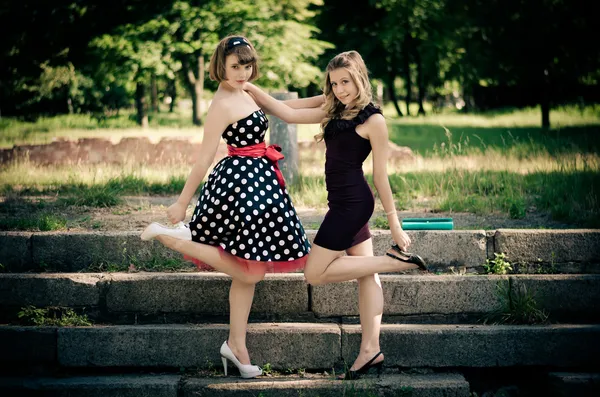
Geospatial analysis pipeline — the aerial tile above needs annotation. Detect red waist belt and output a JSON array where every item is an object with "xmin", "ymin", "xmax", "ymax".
[{"xmin": 227, "ymin": 142, "xmax": 286, "ymax": 188}]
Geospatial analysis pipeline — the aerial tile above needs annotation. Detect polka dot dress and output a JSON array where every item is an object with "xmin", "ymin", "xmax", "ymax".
[{"xmin": 188, "ymin": 109, "xmax": 310, "ymax": 272}]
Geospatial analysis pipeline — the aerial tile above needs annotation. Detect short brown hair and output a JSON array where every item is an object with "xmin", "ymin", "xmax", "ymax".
[{"xmin": 209, "ymin": 35, "xmax": 260, "ymax": 82}]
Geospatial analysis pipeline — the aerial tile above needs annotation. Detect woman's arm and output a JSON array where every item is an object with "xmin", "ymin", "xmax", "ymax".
[
  {"xmin": 166, "ymin": 102, "xmax": 227, "ymax": 223},
  {"xmin": 365, "ymin": 114, "xmax": 412, "ymax": 249},
  {"xmin": 245, "ymin": 82, "xmax": 325, "ymax": 124},
  {"xmin": 283, "ymin": 94, "xmax": 325, "ymax": 109}
]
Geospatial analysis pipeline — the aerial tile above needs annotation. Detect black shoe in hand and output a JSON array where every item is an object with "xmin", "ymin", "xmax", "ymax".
[{"xmin": 386, "ymin": 244, "xmax": 428, "ymax": 271}]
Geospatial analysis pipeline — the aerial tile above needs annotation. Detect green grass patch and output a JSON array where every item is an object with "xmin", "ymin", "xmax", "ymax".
[
  {"xmin": 388, "ymin": 124, "xmax": 600, "ymax": 157},
  {"xmin": 0, "ymin": 109, "xmax": 201, "ymax": 148},
  {"xmin": 86, "ymin": 255, "xmax": 194, "ymax": 273},
  {"xmin": 287, "ymin": 174, "xmax": 327, "ymax": 208},
  {"xmin": 0, "ymin": 212, "xmax": 67, "ymax": 231},
  {"xmin": 483, "ymin": 283, "xmax": 549, "ymax": 325},
  {"xmin": 17, "ymin": 305, "xmax": 92, "ymax": 326},
  {"xmin": 385, "ymin": 169, "xmax": 600, "ymax": 227},
  {"xmin": 57, "ymin": 185, "xmax": 123, "ymax": 207}
]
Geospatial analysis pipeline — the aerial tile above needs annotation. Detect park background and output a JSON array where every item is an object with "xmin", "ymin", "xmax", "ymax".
[{"xmin": 1, "ymin": 0, "xmax": 599, "ymax": 233}]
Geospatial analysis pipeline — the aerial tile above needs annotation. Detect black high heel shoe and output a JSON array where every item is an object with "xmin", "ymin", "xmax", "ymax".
[
  {"xmin": 386, "ymin": 244, "xmax": 428, "ymax": 271},
  {"xmin": 337, "ymin": 352, "xmax": 384, "ymax": 380}
]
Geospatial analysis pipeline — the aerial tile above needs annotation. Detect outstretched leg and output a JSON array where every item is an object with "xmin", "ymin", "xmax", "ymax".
[
  {"xmin": 304, "ymin": 244, "xmax": 417, "ymax": 286},
  {"xmin": 157, "ymin": 235, "xmax": 266, "ymax": 284}
]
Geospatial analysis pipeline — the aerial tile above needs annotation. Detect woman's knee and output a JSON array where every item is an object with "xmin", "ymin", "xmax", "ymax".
[
  {"xmin": 304, "ymin": 271, "xmax": 323, "ymax": 286},
  {"xmin": 236, "ymin": 266, "xmax": 267, "ymax": 284}
]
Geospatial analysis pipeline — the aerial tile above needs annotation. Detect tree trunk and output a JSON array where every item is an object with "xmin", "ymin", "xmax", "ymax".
[
  {"xmin": 541, "ymin": 68, "xmax": 550, "ymax": 129},
  {"xmin": 151, "ymin": 73, "xmax": 159, "ymax": 113},
  {"xmin": 403, "ymin": 32, "xmax": 412, "ymax": 116},
  {"xmin": 375, "ymin": 80, "xmax": 384, "ymax": 108},
  {"xmin": 168, "ymin": 78, "xmax": 177, "ymax": 113},
  {"xmin": 196, "ymin": 54, "xmax": 205, "ymax": 118},
  {"xmin": 183, "ymin": 52, "xmax": 204, "ymax": 126},
  {"xmin": 135, "ymin": 82, "xmax": 148, "ymax": 128},
  {"xmin": 387, "ymin": 74, "xmax": 403, "ymax": 117},
  {"xmin": 415, "ymin": 45, "xmax": 426, "ymax": 116}
]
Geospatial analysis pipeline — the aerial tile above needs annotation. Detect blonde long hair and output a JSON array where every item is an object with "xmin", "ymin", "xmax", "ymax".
[{"xmin": 315, "ymin": 51, "xmax": 373, "ymax": 142}]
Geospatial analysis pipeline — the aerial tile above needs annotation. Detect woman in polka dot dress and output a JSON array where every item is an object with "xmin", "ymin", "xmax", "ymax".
[{"xmin": 140, "ymin": 35, "xmax": 322, "ymax": 379}]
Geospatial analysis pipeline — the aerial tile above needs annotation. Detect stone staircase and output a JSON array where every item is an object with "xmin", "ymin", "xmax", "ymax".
[{"xmin": 1, "ymin": 229, "xmax": 599, "ymax": 396}]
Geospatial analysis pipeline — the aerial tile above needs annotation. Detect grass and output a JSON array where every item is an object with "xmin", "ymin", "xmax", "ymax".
[
  {"xmin": 3, "ymin": 104, "xmax": 597, "ymax": 148},
  {"xmin": 1, "ymin": 105, "xmax": 599, "ymax": 228},
  {"xmin": 2, "ymin": 161, "xmax": 599, "ymax": 228},
  {"xmin": 482, "ymin": 282, "xmax": 549, "ymax": 325},
  {"xmin": 17, "ymin": 305, "xmax": 92, "ymax": 326},
  {"xmin": 86, "ymin": 255, "xmax": 194, "ymax": 273}
]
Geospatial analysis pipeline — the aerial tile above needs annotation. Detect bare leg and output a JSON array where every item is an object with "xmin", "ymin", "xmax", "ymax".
[
  {"xmin": 347, "ymin": 239, "xmax": 385, "ymax": 370},
  {"xmin": 157, "ymin": 235, "xmax": 266, "ymax": 284},
  {"xmin": 157, "ymin": 236, "xmax": 266, "ymax": 366},
  {"xmin": 304, "ymin": 244, "xmax": 417, "ymax": 286},
  {"xmin": 227, "ymin": 278, "xmax": 259, "ymax": 365}
]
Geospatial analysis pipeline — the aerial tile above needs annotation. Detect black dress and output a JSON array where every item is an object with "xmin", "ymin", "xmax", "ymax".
[
  {"xmin": 313, "ymin": 104, "xmax": 382, "ymax": 251},
  {"xmin": 187, "ymin": 109, "xmax": 311, "ymax": 272}
]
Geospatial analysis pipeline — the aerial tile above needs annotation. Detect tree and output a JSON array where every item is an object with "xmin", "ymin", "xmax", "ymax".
[{"xmin": 90, "ymin": 17, "xmax": 179, "ymax": 127}]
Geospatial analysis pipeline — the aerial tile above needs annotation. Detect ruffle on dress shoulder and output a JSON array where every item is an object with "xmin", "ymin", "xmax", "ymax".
[{"xmin": 324, "ymin": 103, "xmax": 383, "ymax": 136}]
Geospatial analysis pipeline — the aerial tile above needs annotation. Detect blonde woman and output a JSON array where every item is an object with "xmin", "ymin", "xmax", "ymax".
[{"xmin": 244, "ymin": 50, "xmax": 427, "ymax": 380}]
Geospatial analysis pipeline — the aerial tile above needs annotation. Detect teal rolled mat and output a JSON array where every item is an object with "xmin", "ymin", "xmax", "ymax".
[{"xmin": 401, "ymin": 218, "xmax": 454, "ymax": 230}]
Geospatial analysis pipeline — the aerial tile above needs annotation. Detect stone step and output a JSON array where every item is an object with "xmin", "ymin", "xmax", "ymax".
[
  {"xmin": 1, "ymin": 323, "xmax": 598, "ymax": 372},
  {"xmin": 0, "ymin": 375, "xmax": 179, "ymax": 397},
  {"xmin": 0, "ymin": 373, "xmax": 470, "ymax": 397},
  {"xmin": 1, "ymin": 273, "xmax": 599, "ymax": 323},
  {"xmin": 2, "ymin": 229, "xmax": 599, "ymax": 273},
  {"xmin": 548, "ymin": 372, "xmax": 600, "ymax": 397}
]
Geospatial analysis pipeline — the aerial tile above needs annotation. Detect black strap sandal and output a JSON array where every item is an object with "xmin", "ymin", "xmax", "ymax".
[{"xmin": 386, "ymin": 244, "xmax": 428, "ymax": 271}]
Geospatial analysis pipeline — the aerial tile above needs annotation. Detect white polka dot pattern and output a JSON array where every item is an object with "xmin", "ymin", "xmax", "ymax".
[{"xmin": 189, "ymin": 109, "xmax": 310, "ymax": 262}]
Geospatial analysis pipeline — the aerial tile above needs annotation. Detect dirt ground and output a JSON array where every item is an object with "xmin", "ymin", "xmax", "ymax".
[{"xmin": 0, "ymin": 195, "xmax": 575, "ymax": 232}]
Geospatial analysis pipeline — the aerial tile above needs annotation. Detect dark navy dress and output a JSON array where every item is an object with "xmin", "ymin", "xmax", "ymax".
[{"xmin": 314, "ymin": 103, "xmax": 382, "ymax": 251}]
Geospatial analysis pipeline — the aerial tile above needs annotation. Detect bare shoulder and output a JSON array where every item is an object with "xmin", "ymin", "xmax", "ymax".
[
  {"xmin": 207, "ymin": 97, "xmax": 229, "ymax": 118},
  {"xmin": 364, "ymin": 112, "xmax": 386, "ymax": 128},
  {"xmin": 204, "ymin": 98, "xmax": 232, "ymax": 134},
  {"xmin": 362, "ymin": 112, "xmax": 387, "ymax": 139}
]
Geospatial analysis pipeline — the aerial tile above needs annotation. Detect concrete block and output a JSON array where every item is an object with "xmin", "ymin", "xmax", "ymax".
[
  {"xmin": 312, "ymin": 275, "xmax": 508, "ymax": 318},
  {"xmin": 0, "ymin": 326, "xmax": 56, "ymax": 366},
  {"xmin": 371, "ymin": 230, "xmax": 488, "ymax": 269},
  {"xmin": 0, "ymin": 375, "xmax": 180, "ymax": 397},
  {"xmin": 58, "ymin": 323, "xmax": 339, "ymax": 370},
  {"xmin": 495, "ymin": 229, "xmax": 600, "ymax": 264},
  {"xmin": 0, "ymin": 232, "xmax": 32, "ymax": 272},
  {"xmin": 510, "ymin": 275, "xmax": 600, "ymax": 321},
  {"xmin": 0, "ymin": 273, "xmax": 102, "ymax": 308},
  {"xmin": 342, "ymin": 324, "xmax": 600, "ymax": 367},
  {"xmin": 106, "ymin": 273, "xmax": 308, "ymax": 315},
  {"xmin": 183, "ymin": 373, "xmax": 470, "ymax": 397}
]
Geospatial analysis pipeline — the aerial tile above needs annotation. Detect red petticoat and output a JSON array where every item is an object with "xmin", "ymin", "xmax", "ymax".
[{"xmin": 184, "ymin": 246, "xmax": 307, "ymax": 274}]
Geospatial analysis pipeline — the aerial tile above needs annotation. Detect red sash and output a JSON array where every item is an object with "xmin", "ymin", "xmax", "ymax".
[{"xmin": 227, "ymin": 142, "xmax": 286, "ymax": 188}]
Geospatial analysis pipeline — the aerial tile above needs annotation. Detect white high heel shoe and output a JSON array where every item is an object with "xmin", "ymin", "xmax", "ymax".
[
  {"xmin": 140, "ymin": 222, "xmax": 192, "ymax": 241},
  {"xmin": 220, "ymin": 340, "xmax": 263, "ymax": 379}
]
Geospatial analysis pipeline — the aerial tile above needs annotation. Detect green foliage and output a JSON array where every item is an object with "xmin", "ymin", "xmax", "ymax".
[
  {"xmin": 372, "ymin": 216, "xmax": 390, "ymax": 229},
  {"xmin": 483, "ymin": 253, "xmax": 513, "ymax": 275},
  {"xmin": 483, "ymin": 283, "xmax": 549, "ymax": 325},
  {"xmin": 18, "ymin": 306, "xmax": 92, "ymax": 326},
  {"xmin": 57, "ymin": 186, "xmax": 123, "ymax": 208},
  {"xmin": 262, "ymin": 362, "xmax": 274, "ymax": 376},
  {"xmin": 0, "ymin": 213, "xmax": 67, "ymax": 231}
]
